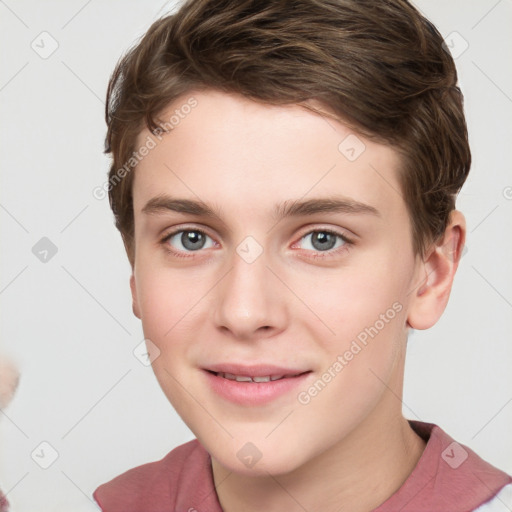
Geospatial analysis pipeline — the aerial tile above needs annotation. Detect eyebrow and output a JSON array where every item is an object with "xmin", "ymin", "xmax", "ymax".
[{"xmin": 142, "ymin": 194, "xmax": 380, "ymax": 221}]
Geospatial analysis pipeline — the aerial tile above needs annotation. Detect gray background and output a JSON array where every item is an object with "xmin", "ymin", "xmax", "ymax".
[{"xmin": 1, "ymin": 0, "xmax": 511, "ymax": 510}]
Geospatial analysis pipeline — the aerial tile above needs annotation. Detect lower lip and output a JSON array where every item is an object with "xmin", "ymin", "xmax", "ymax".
[{"xmin": 203, "ymin": 370, "xmax": 312, "ymax": 406}]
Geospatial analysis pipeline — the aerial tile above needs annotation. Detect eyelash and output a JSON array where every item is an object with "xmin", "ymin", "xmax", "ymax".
[
  {"xmin": 300, "ymin": 228, "xmax": 354, "ymax": 259},
  {"xmin": 159, "ymin": 227, "xmax": 354, "ymax": 260},
  {"xmin": 160, "ymin": 228, "xmax": 213, "ymax": 260}
]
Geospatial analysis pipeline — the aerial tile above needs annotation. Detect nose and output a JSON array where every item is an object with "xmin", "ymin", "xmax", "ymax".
[{"xmin": 212, "ymin": 246, "xmax": 287, "ymax": 341}]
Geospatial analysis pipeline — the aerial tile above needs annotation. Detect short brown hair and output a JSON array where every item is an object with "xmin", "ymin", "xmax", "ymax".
[{"xmin": 105, "ymin": 0, "xmax": 471, "ymax": 265}]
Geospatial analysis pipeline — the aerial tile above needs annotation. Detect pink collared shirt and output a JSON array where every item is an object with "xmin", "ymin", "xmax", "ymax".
[{"xmin": 93, "ymin": 421, "xmax": 512, "ymax": 511}]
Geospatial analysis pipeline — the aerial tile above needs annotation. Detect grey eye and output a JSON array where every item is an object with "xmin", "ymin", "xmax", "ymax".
[
  {"xmin": 300, "ymin": 231, "xmax": 346, "ymax": 252},
  {"xmin": 167, "ymin": 230, "xmax": 214, "ymax": 252}
]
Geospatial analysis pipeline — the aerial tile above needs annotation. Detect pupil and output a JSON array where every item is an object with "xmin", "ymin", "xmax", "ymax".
[
  {"xmin": 313, "ymin": 232, "xmax": 336, "ymax": 251},
  {"xmin": 182, "ymin": 231, "xmax": 204, "ymax": 250}
]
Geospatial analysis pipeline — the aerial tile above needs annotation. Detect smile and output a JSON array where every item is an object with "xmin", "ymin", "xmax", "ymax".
[
  {"xmin": 213, "ymin": 371, "xmax": 303, "ymax": 382},
  {"xmin": 203, "ymin": 369, "xmax": 312, "ymax": 406}
]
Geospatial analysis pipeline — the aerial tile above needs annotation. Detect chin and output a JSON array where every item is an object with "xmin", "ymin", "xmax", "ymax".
[{"xmin": 209, "ymin": 436, "xmax": 310, "ymax": 478}]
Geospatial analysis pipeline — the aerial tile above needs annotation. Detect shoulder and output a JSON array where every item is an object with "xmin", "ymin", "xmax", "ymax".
[
  {"xmin": 375, "ymin": 421, "xmax": 512, "ymax": 512},
  {"xmin": 417, "ymin": 421, "xmax": 512, "ymax": 510},
  {"xmin": 93, "ymin": 438, "xmax": 208, "ymax": 512}
]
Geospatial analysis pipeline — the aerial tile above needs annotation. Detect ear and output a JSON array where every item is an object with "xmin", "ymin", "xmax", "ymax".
[
  {"xmin": 407, "ymin": 210, "xmax": 466, "ymax": 330},
  {"xmin": 130, "ymin": 274, "xmax": 141, "ymax": 319}
]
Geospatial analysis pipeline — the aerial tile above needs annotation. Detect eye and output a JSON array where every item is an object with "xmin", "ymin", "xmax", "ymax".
[
  {"xmin": 294, "ymin": 229, "xmax": 353, "ymax": 258},
  {"xmin": 161, "ymin": 228, "xmax": 216, "ymax": 257},
  {"xmin": 160, "ymin": 226, "xmax": 353, "ymax": 260}
]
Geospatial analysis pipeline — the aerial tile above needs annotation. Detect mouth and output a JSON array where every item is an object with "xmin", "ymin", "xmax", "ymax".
[
  {"xmin": 202, "ymin": 366, "xmax": 313, "ymax": 406},
  {"xmin": 206, "ymin": 370, "xmax": 310, "ymax": 382}
]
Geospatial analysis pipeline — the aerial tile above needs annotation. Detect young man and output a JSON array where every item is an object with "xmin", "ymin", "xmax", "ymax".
[{"xmin": 93, "ymin": 0, "xmax": 512, "ymax": 510}]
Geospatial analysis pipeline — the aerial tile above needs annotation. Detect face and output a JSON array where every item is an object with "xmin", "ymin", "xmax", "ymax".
[{"xmin": 130, "ymin": 89, "xmax": 424, "ymax": 476}]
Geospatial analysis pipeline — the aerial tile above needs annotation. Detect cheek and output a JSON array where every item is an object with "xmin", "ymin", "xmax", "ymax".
[
  {"xmin": 135, "ymin": 267, "xmax": 199, "ymax": 355},
  {"xmin": 134, "ymin": 268, "xmax": 203, "ymax": 411},
  {"xmin": 135, "ymin": 252, "xmax": 198, "ymax": 323},
  {"xmin": 292, "ymin": 256, "xmax": 411, "ymax": 387},
  {"xmin": 289, "ymin": 267, "xmax": 409, "ymax": 443},
  {"xmin": 295, "ymin": 259, "xmax": 409, "ymax": 340}
]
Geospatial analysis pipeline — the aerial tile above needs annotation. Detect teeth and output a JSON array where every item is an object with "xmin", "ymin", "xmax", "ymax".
[
  {"xmin": 252, "ymin": 376, "xmax": 271, "ymax": 382},
  {"xmin": 215, "ymin": 372, "xmax": 288, "ymax": 382},
  {"xmin": 234, "ymin": 375, "xmax": 252, "ymax": 382}
]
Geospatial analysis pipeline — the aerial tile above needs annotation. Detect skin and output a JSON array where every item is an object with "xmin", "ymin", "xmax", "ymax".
[{"xmin": 129, "ymin": 89, "xmax": 466, "ymax": 511}]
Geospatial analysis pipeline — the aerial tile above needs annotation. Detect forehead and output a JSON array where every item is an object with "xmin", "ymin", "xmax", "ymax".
[{"xmin": 132, "ymin": 90, "xmax": 405, "ymax": 222}]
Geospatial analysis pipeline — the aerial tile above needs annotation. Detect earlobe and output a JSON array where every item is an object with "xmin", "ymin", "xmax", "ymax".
[
  {"xmin": 407, "ymin": 210, "xmax": 466, "ymax": 330},
  {"xmin": 130, "ymin": 274, "xmax": 141, "ymax": 319}
]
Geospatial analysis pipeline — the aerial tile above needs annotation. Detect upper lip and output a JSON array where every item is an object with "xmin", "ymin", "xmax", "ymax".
[{"xmin": 204, "ymin": 363, "xmax": 311, "ymax": 378}]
